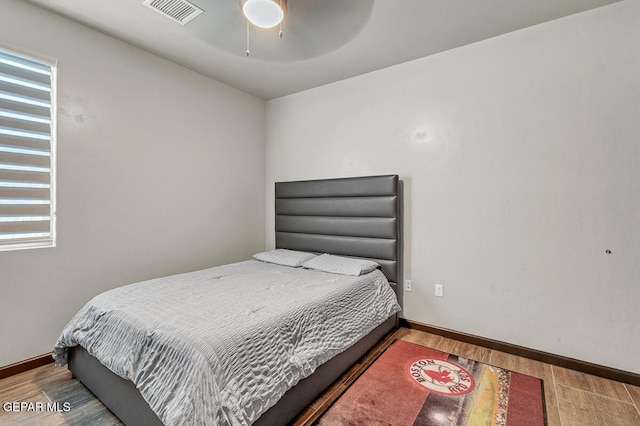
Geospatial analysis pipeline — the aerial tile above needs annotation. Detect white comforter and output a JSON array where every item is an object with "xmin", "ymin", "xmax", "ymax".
[{"xmin": 52, "ymin": 260, "xmax": 400, "ymax": 425}]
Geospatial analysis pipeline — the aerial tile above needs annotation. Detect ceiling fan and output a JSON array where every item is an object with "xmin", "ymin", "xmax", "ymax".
[{"xmin": 144, "ymin": 0, "xmax": 375, "ymax": 61}]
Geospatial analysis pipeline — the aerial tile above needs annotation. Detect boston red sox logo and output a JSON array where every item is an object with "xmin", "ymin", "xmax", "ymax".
[{"xmin": 408, "ymin": 359, "xmax": 475, "ymax": 395}]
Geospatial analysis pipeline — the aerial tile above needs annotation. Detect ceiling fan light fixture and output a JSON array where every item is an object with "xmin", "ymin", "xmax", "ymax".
[{"xmin": 242, "ymin": 0, "xmax": 284, "ymax": 29}]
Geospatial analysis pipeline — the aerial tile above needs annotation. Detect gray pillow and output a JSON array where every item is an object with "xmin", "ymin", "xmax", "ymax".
[
  {"xmin": 302, "ymin": 254, "xmax": 379, "ymax": 276},
  {"xmin": 253, "ymin": 249, "xmax": 316, "ymax": 267}
]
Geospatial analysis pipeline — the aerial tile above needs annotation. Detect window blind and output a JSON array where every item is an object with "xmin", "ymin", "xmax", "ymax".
[{"xmin": 0, "ymin": 49, "xmax": 55, "ymax": 250}]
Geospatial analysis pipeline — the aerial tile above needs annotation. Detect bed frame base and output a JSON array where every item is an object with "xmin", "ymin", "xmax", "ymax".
[
  {"xmin": 69, "ymin": 316, "xmax": 396, "ymax": 426},
  {"xmin": 69, "ymin": 346, "xmax": 164, "ymax": 425}
]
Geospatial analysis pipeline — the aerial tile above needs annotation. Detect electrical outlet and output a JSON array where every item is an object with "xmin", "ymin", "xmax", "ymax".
[
  {"xmin": 435, "ymin": 284, "xmax": 444, "ymax": 298},
  {"xmin": 404, "ymin": 279, "xmax": 412, "ymax": 292}
]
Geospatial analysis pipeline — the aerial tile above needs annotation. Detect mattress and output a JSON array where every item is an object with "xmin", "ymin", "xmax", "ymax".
[{"xmin": 52, "ymin": 260, "xmax": 400, "ymax": 426}]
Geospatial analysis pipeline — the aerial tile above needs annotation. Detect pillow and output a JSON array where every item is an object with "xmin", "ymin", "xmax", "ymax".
[
  {"xmin": 252, "ymin": 249, "xmax": 316, "ymax": 267},
  {"xmin": 302, "ymin": 254, "xmax": 379, "ymax": 276}
]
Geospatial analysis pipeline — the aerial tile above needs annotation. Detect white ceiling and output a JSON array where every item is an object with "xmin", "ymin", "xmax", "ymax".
[{"xmin": 27, "ymin": 0, "xmax": 621, "ymax": 100}]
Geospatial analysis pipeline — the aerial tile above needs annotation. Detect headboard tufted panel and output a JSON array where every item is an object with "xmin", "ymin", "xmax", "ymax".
[{"xmin": 275, "ymin": 175, "xmax": 402, "ymax": 289}]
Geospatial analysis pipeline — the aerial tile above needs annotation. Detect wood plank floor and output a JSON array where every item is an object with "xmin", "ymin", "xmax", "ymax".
[{"xmin": 1, "ymin": 328, "xmax": 639, "ymax": 425}]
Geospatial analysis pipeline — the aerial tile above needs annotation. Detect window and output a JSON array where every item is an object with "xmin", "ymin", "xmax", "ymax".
[{"xmin": 0, "ymin": 48, "xmax": 56, "ymax": 250}]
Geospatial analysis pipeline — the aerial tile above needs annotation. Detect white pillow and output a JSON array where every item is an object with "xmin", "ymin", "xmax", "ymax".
[
  {"xmin": 302, "ymin": 254, "xmax": 379, "ymax": 276},
  {"xmin": 252, "ymin": 249, "xmax": 316, "ymax": 267}
]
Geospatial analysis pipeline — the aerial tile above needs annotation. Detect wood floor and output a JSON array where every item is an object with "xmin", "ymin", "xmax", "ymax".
[{"xmin": 1, "ymin": 328, "xmax": 639, "ymax": 425}]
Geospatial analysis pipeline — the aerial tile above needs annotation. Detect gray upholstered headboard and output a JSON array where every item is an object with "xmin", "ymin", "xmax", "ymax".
[{"xmin": 275, "ymin": 175, "xmax": 402, "ymax": 293}]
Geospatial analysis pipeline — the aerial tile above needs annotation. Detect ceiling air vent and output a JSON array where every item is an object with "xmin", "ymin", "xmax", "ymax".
[{"xmin": 143, "ymin": 0, "xmax": 203, "ymax": 25}]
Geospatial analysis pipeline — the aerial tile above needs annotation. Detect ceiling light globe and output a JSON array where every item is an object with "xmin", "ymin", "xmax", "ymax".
[{"xmin": 243, "ymin": 0, "xmax": 284, "ymax": 29}]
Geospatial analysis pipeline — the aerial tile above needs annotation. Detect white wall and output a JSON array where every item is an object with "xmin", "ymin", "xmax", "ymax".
[
  {"xmin": 266, "ymin": 1, "xmax": 640, "ymax": 373},
  {"xmin": 0, "ymin": 1, "xmax": 266, "ymax": 366}
]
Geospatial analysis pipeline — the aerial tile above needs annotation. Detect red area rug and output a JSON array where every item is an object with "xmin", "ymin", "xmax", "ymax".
[{"xmin": 317, "ymin": 340, "xmax": 546, "ymax": 426}]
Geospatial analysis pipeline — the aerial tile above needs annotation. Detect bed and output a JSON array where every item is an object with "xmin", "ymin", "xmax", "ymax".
[{"xmin": 52, "ymin": 174, "xmax": 403, "ymax": 425}]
